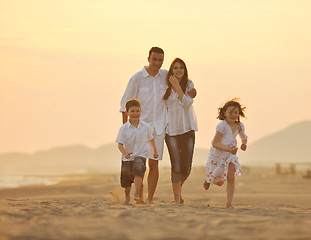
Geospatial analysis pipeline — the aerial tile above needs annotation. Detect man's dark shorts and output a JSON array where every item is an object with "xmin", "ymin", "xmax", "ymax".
[{"xmin": 120, "ymin": 156, "xmax": 146, "ymax": 188}]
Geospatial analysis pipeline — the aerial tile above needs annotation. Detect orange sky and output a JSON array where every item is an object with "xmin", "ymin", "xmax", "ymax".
[{"xmin": 1, "ymin": 0, "xmax": 311, "ymax": 153}]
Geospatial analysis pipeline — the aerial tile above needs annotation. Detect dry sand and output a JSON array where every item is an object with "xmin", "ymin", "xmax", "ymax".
[{"xmin": 0, "ymin": 167, "xmax": 311, "ymax": 240}]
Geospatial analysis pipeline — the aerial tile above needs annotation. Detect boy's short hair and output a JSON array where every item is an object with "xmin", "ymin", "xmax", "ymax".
[
  {"xmin": 125, "ymin": 99, "xmax": 141, "ymax": 112},
  {"xmin": 149, "ymin": 47, "xmax": 164, "ymax": 58}
]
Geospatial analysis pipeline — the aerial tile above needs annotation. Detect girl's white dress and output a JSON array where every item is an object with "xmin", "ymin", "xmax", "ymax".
[{"xmin": 205, "ymin": 120, "xmax": 248, "ymax": 183}]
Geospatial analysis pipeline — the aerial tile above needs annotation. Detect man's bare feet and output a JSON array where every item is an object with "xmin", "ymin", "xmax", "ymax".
[
  {"xmin": 146, "ymin": 199, "xmax": 154, "ymax": 205},
  {"xmin": 123, "ymin": 199, "xmax": 130, "ymax": 205},
  {"xmin": 203, "ymin": 180, "xmax": 210, "ymax": 190},
  {"xmin": 180, "ymin": 197, "xmax": 185, "ymax": 204}
]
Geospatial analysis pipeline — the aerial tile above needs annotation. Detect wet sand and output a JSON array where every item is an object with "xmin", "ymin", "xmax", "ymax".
[{"xmin": 0, "ymin": 167, "xmax": 311, "ymax": 240}]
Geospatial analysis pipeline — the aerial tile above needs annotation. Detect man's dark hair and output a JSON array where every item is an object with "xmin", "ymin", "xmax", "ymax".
[{"xmin": 149, "ymin": 47, "xmax": 164, "ymax": 58}]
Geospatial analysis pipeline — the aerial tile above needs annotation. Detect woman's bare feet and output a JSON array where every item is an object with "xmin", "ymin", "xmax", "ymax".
[
  {"xmin": 123, "ymin": 198, "xmax": 131, "ymax": 205},
  {"xmin": 226, "ymin": 203, "xmax": 234, "ymax": 208},
  {"xmin": 203, "ymin": 180, "xmax": 210, "ymax": 190}
]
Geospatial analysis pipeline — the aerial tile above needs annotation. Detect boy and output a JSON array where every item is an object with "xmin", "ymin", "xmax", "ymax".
[{"xmin": 116, "ymin": 99, "xmax": 158, "ymax": 204}]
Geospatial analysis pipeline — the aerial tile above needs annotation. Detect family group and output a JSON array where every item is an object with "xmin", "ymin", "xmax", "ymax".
[{"xmin": 116, "ymin": 47, "xmax": 248, "ymax": 208}]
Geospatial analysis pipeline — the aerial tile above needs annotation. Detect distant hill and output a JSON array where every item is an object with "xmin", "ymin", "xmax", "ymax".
[
  {"xmin": 0, "ymin": 143, "xmax": 209, "ymax": 176},
  {"xmin": 239, "ymin": 120, "xmax": 311, "ymax": 166},
  {"xmin": 1, "ymin": 121, "xmax": 310, "ymax": 175}
]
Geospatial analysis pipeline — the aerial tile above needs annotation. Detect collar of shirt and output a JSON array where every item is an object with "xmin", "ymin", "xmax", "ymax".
[
  {"xmin": 125, "ymin": 120, "xmax": 142, "ymax": 129},
  {"xmin": 142, "ymin": 66, "xmax": 162, "ymax": 78}
]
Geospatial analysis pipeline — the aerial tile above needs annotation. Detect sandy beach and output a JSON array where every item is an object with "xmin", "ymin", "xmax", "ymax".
[{"xmin": 0, "ymin": 166, "xmax": 311, "ymax": 240}]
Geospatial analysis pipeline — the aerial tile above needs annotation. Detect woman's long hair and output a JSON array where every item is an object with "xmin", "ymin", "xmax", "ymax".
[{"xmin": 163, "ymin": 58, "xmax": 189, "ymax": 100}]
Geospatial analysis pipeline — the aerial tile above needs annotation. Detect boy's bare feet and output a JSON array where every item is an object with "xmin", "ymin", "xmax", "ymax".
[
  {"xmin": 134, "ymin": 194, "xmax": 144, "ymax": 204},
  {"xmin": 203, "ymin": 180, "xmax": 210, "ymax": 190}
]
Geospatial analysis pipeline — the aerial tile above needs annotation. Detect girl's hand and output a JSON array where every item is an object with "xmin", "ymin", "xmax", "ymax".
[
  {"xmin": 228, "ymin": 147, "xmax": 238, "ymax": 154},
  {"xmin": 124, "ymin": 152, "xmax": 132, "ymax": 159},
  {"xmin": 153, "ymin": 151, "xmax": 159, "ymax": 159},
  {"xmin": 169, "ymin": 75, "xmax": 179, "ymax": 87},
  {"xmin": 241, "ymin": 144, "xmax": 247, "ymax": 151}
]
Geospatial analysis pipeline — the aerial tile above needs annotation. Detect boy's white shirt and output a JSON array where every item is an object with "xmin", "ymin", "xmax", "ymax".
[
  {"xmin": 116, "ymin": 120, "xmax": 153, "ymax": 161},
  {"xmin": 120, "ymin": 67, "xmax": 168, "ymax": 135}
]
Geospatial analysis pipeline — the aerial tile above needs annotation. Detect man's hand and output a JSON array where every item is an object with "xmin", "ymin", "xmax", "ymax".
[{"xmin": 188, "ymin": 88, "xmax": 197, "ymax": 98}]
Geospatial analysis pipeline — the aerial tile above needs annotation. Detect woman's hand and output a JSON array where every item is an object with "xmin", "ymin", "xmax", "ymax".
[{"xmin": 169, "ymin": 75, "xmax": 179, "ymax": 88}]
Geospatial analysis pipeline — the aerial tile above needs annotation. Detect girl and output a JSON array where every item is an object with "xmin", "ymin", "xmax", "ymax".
[
  {"xmin": 163, "ymin": 58, "xmax": 198, "ymax": 204},
  {"xmin": 204, "ymin": 99, "xmax": 247, "ymax": 208}
]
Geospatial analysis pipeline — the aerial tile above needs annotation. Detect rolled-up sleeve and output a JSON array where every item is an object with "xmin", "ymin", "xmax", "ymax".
[
  {"xmin": 120, "ymin": 77, "xmax": 138, "ymax": 112},
  {"xmin": 238, "ymin": 122, "xmax": 248, "ymax": 140},
  {"xmin": 180, "ymin": 80, "xmax": 194, "ymax": 108},
  {"xmin": 180, "ymin": 94, "xmax": 193, "ymax": 108}
]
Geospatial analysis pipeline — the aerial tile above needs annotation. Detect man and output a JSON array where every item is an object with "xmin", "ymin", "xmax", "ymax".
[{"xmin": 120, "ymin": 47, "xmax": 196, "ymax": 203}]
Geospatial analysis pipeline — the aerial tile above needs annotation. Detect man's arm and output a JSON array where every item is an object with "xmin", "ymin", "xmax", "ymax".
[{"xmin": 122, "ymin": 112, "xmax": 128, "ymax": 124}]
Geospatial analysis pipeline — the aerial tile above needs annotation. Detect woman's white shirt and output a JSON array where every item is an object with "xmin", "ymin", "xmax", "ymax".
[{"xmin": 165, "ymin": 80, "xmax": 198, "ymax": 136}]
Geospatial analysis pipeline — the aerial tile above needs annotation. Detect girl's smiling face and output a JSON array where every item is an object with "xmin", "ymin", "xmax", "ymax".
[{"xmin": 224, "ymin": 106, "xmax": 239, "ymax": 124}]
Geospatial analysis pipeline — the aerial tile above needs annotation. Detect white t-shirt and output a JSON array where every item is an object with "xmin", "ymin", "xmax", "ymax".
[
  {"xmin": 165, "ymin": 80, "xmax": 198, "ymax": 136},
  {"xmin": 209, "ymin": 120, "xmax": 248, "ymax": 158},
  {"xmin": 116, "ymin": 120, "xmax": 153, "ymax": 161},
  {"xmin": 120, "ymin": 67, "xmax": 168, "ymax": 135}
]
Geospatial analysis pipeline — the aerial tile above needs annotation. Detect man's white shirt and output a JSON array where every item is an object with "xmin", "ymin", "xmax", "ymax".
[
  {"xmin": 116, "ymin": 120, "xmax": 153, "ymax": 161},
  {"xmin": 120, "ymin": 67, "xmax": 168, "ymax": 135}
]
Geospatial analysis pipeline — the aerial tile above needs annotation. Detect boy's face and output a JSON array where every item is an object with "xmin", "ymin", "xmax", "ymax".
[{"xmin": 126, "ymin": 106, "xmax": 141, "ymax": 122}]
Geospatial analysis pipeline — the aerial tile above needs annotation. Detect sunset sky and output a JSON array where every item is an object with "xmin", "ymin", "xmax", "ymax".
[{"xmin": 1, "ymin": 0, "xmax": 310, "ymax": 153}]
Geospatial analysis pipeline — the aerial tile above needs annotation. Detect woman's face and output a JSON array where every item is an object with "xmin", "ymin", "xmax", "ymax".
[{"xmin": 172, "ymin": 62, "xmax": 185, "ymax": 81}]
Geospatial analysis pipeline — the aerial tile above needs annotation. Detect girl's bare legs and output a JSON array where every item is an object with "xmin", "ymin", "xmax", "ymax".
[
  {"xmin": 226, "ymin": 163, "xmax": 236, "ymax": 208},
  {"xmin": 172, "ymin": 182, "xmax": 181, "ymax": 204},
  {"xmin": 124, "ymin": 187, "xmax": 131, "ymax": 205}
]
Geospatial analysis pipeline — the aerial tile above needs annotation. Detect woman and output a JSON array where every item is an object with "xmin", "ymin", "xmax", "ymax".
[{"xmin": 163, "ymin": 58, "xmax": 198, "ymax": 204}]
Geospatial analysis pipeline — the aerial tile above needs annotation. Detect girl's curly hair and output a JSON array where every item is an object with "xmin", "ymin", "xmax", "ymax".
[{"xmin": 217, "ymin": 98, "xmax": 246, "ymax": 122}]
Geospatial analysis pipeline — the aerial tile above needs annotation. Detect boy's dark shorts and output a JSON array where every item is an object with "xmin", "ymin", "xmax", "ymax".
[{"xmin": 120, "ymin": 157, "xmax": 146, "ymax": 188}]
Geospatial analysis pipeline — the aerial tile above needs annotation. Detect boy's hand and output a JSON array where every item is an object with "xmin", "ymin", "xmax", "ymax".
[
  {"xmin": 124, "ymin": 152, "xmax": 132, "ymax": 159},
  {"xmin": 187, "ymin": 88, "xmax": 197, "ymax": 98},
  {"xmin": 153, "ymin": 151, "xmax": 159, "ymax": 159},
  {"xmin": 228, "ymin": 147, "xmax": 238, "ymax": 155},
  {"xmin": 241, "ymin": 144, "xmax": 247, "ymax": 151}
]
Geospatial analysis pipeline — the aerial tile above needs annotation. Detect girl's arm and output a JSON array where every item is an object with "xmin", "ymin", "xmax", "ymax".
[
  {"xmin": 148, "ymin": 139, "xmax": 159, "ymax": 159},
  {"xmin": 238, "ymin": 123, "xmax": 248, "ymax": 151},
  {"xmin": 118, "ymin": 143, "xmax": 132, "ymax": 159},
  {"xmin": 212, "ymin": 132, "xmax": 237, "ymax": 154}
]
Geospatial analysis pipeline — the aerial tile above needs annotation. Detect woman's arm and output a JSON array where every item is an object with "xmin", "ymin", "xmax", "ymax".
[{"xmin": 169, "ymin": 75, "xmax": 184, "ymax": 101}]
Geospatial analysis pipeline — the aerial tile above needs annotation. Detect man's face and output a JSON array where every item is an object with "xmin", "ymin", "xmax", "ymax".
[{"xmin": 148, "ymin": 52, "xmax": 164, "ymax": 72}]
